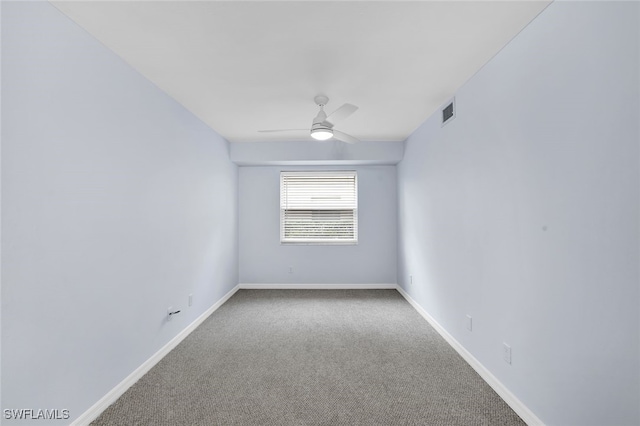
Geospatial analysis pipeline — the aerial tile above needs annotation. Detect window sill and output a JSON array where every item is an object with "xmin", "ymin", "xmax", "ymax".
[{"xmin": 281, "ymin": 241, "xmax": 358, "ymax": 246}]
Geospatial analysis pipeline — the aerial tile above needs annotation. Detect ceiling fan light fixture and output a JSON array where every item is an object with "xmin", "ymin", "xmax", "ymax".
[
  {"xmin": 259, "ymin": 96, "xmax": 359, "ymax": 143},
  {"xmin": 310, "ymin": 128, "xmax": 333, "ymax": 141}
]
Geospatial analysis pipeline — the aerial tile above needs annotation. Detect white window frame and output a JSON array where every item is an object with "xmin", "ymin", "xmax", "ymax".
[{"xmin": 280, "ymin": 171, "xmax": 358, "ymax": 245}]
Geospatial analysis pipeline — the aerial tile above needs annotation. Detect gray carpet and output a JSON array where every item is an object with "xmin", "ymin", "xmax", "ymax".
[{"xmin": 92, "ymin": 290, "xmax": 525, "ymax": 425}]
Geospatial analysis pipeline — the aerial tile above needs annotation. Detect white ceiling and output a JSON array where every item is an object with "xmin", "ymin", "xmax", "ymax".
[{"xmin": 51, "ymin": 1, "xmax": 551, "ymax": 143}]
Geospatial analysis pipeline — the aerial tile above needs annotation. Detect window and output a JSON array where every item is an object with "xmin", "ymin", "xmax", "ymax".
[{"xmin": 280, "ymin": 171, "xmax": 358, "ymax": 245}]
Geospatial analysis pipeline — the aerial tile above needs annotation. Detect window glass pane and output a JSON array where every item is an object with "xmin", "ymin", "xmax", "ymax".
[{"xmin": 280, "ymin": 171, "xmax": 357, "ymax": 244}]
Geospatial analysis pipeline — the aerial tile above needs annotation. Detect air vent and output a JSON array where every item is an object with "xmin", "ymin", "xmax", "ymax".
[{"xmin": 441, "ymin": 98, "xmax": 455, "ymax": 126}]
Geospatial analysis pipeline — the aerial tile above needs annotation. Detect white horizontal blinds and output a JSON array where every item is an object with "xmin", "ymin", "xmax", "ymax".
[{"xmin": 281, "ymin": 171, "xmax": 358, "ymax": 244}]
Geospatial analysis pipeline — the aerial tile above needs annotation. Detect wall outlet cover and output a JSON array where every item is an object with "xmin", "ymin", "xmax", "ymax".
[{"xmin": 503, "ymin": 343, "xmax": 512, "ymax": 364}]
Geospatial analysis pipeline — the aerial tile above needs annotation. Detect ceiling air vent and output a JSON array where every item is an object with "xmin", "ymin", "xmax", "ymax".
[{"xmin": 441, "ymin": 98, "xmax": 455, "ymax": 127}]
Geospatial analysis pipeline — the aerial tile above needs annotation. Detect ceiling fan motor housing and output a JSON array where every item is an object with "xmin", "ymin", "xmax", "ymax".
[
  {"xmin": 313, "ymin": 107, "xmax": 328, "ymax": 125},
  {"xmin": 310, "ymin": 122, "xmax": 333, "ymax": 141}
]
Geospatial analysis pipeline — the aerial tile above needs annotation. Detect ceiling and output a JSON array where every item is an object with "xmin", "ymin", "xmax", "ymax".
[{"xmin": 51, "ymin": 1, "xmax": 551, "ymax": 144}]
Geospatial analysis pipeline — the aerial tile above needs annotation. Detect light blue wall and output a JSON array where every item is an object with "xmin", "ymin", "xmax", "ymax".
[
  {"xmin": 397, "ymin": 2, "xmax": 639, "ymax": 425},
  {"xmin": 239, "ymin": 165, "xmax": 397, "ymax": 284},
  {"xmin": 1, "ymin": 2, "xmax": 238, "ymax": 424}
]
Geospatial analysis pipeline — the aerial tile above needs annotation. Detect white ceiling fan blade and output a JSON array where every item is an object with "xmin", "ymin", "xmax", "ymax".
[
  {"xmin": 325, "ymin": 103, "xmax": 358, "ymax": 125},
  {"xmin": 258, "ymin": 129, "xmax": 308, "ymax": 133},
  {"xmin": 333, "ymin": 130, "xmax": 360, "ymax": 144}
]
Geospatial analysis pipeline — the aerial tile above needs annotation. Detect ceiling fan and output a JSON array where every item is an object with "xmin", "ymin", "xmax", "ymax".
[{"xmin": 258, "ymin": 95, "xmax": 360, "ymax": 144}]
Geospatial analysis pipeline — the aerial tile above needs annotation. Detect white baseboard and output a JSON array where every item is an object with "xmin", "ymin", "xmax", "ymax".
[
  {"xmin": 238, "ymin": 283, "xmax": 397, "ymax": 290},
  {"xmin": 71, "ymin": 284, "xmax": 240, "ymax": 426},
  {"xmin": 395, "ymin": 286, "xmax": 544, "ymax": 426},
  {"xmin": 72, "ymin": 283, "xmax": 541, "ymax": 426}
]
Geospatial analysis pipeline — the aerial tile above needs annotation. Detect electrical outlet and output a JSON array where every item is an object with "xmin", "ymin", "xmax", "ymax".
[
  {"xmin": 188, "ymin": 294, "xmax": 193, "ymax": 307},
  {"xmin": 466, "ymin": 315, "xmax": 472, "ymax": 331},
  {"xmin": 410, "ymin": 275, "xmax": 413, "ymax": 284},
  {"xmin": 503, "ymin": 343, "xmax": 512, "ymax": 364},
  {"xmin": 289, "ymin": 266, "xmax": 293, "ymax": 274}
]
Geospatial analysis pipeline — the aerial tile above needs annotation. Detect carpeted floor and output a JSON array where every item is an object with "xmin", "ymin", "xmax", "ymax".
[{"xmin": 91, "ymin": 290, "xmax": 525, "ymax": 425}]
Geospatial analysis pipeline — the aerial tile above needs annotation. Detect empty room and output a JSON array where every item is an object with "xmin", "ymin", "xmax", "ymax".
[{"xmin": 1, "ymin": 1, "xmax": 638, "ymax": 425}]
